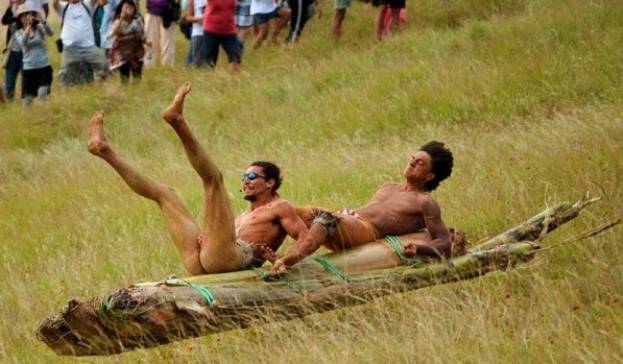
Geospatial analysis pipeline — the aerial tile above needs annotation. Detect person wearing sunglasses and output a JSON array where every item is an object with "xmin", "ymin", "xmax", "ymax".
[
  {"xmin": 270, "ymin": 141, "xmax": 465, "ymax": 276},
  {"xmin": 87, "ymin": 81, "xmax": 309, "ymax": 275}
]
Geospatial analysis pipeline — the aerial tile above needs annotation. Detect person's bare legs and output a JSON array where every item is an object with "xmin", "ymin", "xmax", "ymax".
[
  {"xmin": 161, "ymin": 82, "xmax": 242, "ymax": 273},
  {"xmin": 269, "ymin": 8, "xmax": 291, "ymax": 44},
  {"xmin": 331, "ymin": 8, "xmax": 346, "ymax": 40},
  {"xmin": 390, "ymin": 8, "xmax": 400, "ymax": 34},
  {"xmin": 87, "ymin": 111, "xmax": 205, "ymax": 275},
  {"xmin": 253, "ymin": 22, "xmax": 270, "ymax": 50},
  {"xmin": 375, "ymin": 6, "xmax": 389, "ymax": 41}
]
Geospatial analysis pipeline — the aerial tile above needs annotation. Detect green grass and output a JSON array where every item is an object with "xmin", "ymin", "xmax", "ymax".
[{"xmin": 1, "ymin": 0, "xmax": 622, "ymax": 362}]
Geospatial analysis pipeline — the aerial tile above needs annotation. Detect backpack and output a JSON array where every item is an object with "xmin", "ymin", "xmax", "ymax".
[{"xmin": 162, "ymin": 0, "xmax": 181, "ymax": 29}]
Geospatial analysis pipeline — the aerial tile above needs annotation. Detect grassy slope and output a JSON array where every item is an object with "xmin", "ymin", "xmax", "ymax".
[{"xmin": 1, "ymin": 0, "xmax": 622, "ymax": 362}]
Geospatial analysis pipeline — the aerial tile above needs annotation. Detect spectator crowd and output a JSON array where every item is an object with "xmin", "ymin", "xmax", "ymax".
[{"xmin": 1, "ymin": 0, "xmax": 407, "ymax": 105}]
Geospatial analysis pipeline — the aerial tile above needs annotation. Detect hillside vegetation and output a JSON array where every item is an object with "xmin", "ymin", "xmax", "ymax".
[{"xmin": 0, "ymin": 0, "xmax": 622, "ymax": 362}]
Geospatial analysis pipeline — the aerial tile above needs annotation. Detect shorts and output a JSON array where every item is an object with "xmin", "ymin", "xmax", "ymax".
[
  {"xmin": 372, "ymin": 0, "xmax": 405, "ymax": 9},
  {"xmin": 299, "ymin": 206, "xmax": 379, "ymax": 251},
  {"xmin": 236, "ymin": 1, "xmax": 254, "ymax": 27},
  {"xmin": 190, "ymin": 34, "xmax": 207, "ymax": 65},
  {"xmin": 236, "ymin": 240, "xmax": 255, "ymax": 269},
  {"xmin": 203, "ymin": 31, "xmax": 242, "ymax": 65},
  {"xmin": 22, "ymin": 65, "xmax": 53, "ymax": 98},
  {"xmin": 334, "ymin": 0, "xmax": 352, "ymax": 10},
  {"xmin": 253, "ymin": 8, "xmax": 279, "ymax": 25}
]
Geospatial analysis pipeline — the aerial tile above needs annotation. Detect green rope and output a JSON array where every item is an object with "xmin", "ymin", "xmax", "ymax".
[
  {"xmin": 385, "ymin": 235, "xmax": 425, "ymax": 266},
  {"xmin": 251, "ymin": 267, "xmax": 270, "ymax": 280},
  {"xmin": 251, "ymin": 267, "xmax": 304, "ymax": 293},
  {"xmin": 165, "ymin": 279, "xmax": 216, "ymax": 306},
  {"xmin": 311, "ymin": 256, "xmax": 350, "ymax": 284}
]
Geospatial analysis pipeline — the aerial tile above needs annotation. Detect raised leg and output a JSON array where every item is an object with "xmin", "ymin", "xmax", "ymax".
[
  {"xmin": 161, "ymin": 83, "xmax": 241, "ymax": 273},
  {"xmin": 87, "ymin": 111, "xmax": 205, "ymax": 275}
]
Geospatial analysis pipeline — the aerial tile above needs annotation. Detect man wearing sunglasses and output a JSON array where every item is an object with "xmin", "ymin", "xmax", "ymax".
[
  {"xmin": 270, "ymin": 141, "xmax": 463, "ymax": 275},
  {"xmin": 87, "ymin": 82, "xmax": 309, "ymax": 275}
]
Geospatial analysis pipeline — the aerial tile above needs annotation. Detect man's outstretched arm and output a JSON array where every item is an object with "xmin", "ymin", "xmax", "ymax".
[
  {"xmin": 269, "ymin": 206, "xmax": 330, "ymax": 275},
  {"xmin": 268, "ymin": 202, "xmax": 314, "ymax": 272},
  {"xmin": 404, "ymin": 199, "xmax": 452, "ymax": 258}
]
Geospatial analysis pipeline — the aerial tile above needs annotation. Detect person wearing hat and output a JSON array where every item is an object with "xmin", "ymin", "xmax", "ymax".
[{"xmin": 13, "ymin": 3, "xmax": 53, "ymax": 104}]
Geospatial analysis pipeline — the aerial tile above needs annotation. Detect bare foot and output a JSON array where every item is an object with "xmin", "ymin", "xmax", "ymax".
[
  {"xmin": 87, "ymin": 111, "xmax": 110, "ymax": 157},
  {"xmin": 162, "ymin": 81, "xmax": 192, "ymax": 125}
]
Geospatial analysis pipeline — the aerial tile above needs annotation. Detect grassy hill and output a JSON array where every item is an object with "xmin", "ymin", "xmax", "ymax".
[{"xmin": 1, "ymin": 0, "xmax": 622, "ymax": 362}]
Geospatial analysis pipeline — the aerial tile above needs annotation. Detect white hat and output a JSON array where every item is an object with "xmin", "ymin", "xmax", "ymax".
[{"xmin": 14, "ymin": 3, "xmax": 43, "ymax": 18}]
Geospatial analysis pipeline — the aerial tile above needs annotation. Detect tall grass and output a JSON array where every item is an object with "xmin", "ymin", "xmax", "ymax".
[{"xmin": 1, "ymin": 0, "xmax": 622, "ymax": 362}]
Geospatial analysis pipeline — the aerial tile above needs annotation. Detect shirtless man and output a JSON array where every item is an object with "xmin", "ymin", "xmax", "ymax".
[
  {"xmin": 271, "ymin": 141, "xmax": 456, "ymax": 274},
  {"xmin": 87, "ymin": 82, "xmax": 309, "ymax": 275}
]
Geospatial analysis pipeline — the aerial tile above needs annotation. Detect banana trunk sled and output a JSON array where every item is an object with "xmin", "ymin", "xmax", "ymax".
[{"xmin": 37, "ymin": 197, "xmax": 603, "ymax": 356}]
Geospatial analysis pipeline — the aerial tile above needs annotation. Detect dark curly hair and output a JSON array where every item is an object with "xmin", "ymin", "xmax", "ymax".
[
  {"xmin": 419, "ymin": 141, "xmax": 453, "ymax": 191},
  {"xmin": 249, "ymin": 161, "xmax": 282, "ymax": 195}
]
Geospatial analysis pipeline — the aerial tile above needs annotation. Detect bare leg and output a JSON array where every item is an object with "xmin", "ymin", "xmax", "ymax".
[
  {"xmin": 269, "ymin": 8, "xmax": 291, "ymax": 44},
  {"xmin": 331, "ymin": 8, "xmax": 346, "ymax": 40},
  {"xmin": 391, "ymin": 8, "xmax": 400, "ymax": 34},
  {"xmin": 161, "ymin": 83, "xmax": 241, "ymax": 273},
  {"xmin": 228, "ymin": 62, "xmax": 240, "ymax": 73},
  {"xmin": 375, "ymin": 6, "xmax": 388, "ymax": 41},
  {"xmin": 253, "ymin": 23, "xmax": 270, "ymax": 50},
  {"xmin": 87, "ymin": 111, "xmax": 205, "ymax": 275}
]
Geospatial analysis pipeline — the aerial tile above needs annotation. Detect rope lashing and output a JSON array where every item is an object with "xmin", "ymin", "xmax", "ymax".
[
  {"xmin": 165, "ymin": 279, "xmax": 216, "ymax": 306},
  {"xmin": 251, "ymin": 267, "xmax": 304, "ymax": 293},
  {"xmin": 311, "ymin": 256, "xmax": 351, "ymax": 284},
  {"xmin": 384, "ymin": 235, "xmax": 425, "ymax": 266}
]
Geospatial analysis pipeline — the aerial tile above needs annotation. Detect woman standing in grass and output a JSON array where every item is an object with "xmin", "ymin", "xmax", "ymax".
[
  {"xmin": 14, "ymin": 4, "xmax": 53, "ymax": 105},
  {"xmin": 108, "ymin": 0, "xmax": 145, "ymax": 83},
  {"xmin": 2, "ymin": 0, "xmax": 24, "ymax": 101}
]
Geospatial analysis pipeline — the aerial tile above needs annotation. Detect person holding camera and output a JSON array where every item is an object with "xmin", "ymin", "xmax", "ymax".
[
  {"xmin": 14, "ymin": 4, "xmax": 53, "ymax": 104},
  {"xmin": 53, "ymin": 0, "xmax": 107, "ymax": 86},
  {"xmin": 108, "ymin": 0, "xmax": 145, "ymax": 82}
]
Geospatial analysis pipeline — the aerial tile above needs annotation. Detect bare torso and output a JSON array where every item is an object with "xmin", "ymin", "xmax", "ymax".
[
  {"xmin": 235, "ymin": 200, "xmax": 289, "ymax": 260},
  {"xmin": 355, "ymin": 183, "xmax": 430, "ymax": 236}
]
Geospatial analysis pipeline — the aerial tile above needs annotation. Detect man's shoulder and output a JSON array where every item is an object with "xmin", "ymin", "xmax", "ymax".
[
  {"xmin": 417, "ymin": 194, "xmax": 441, "ymax": 214},
  {"xmin": 269, "ymin": 199, "xmax": 296, "ymax": 212}
]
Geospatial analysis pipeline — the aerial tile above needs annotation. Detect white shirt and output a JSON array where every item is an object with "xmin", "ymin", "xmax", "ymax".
[
  {"xmin": 250, "ymin": 0, "xmax": 276, "ymax": 16},
  {"xmin": 58, "ymin": 0, "xmax": 96, "ymax": 47},
  {"xmin": 24, "ymin": 0, "xmax": 49, "ymax": 15},
  {"xmin": 191, "ymin": 0, "xmax": 206, "ymax": 37}
]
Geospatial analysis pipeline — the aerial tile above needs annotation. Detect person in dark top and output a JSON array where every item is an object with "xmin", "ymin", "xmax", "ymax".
[{"xmin": 2, "ymin": 0, "xmax": 24, "ymax": 100}]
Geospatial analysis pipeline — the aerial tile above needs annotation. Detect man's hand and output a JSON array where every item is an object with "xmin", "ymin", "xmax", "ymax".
[
  {"xmin": 256, "ymin": 244, "xmax": 278, "ymax": 263},
  {"xmin": 267, "ymin": 259, "xmax": 288, "ymax": 277},
  {"xmin": 403, "ymin": 243, "xmax": 418, "ymax": 258}
]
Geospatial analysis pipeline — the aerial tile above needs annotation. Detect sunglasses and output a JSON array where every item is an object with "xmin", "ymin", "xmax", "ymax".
[{"xmin": 241, "ymin": 172, "xmax": 266, "ymax": 181}]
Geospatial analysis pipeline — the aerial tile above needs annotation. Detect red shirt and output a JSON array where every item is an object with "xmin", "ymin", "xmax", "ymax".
[{"xmin": 203, "ymin": 0, "xmax": 236, "ymax": 35}]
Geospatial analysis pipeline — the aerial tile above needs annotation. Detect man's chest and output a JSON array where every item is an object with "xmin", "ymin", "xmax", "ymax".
[{"xmin": 237, "ymin": 209, "xmax": 278, "ymax": 229}]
